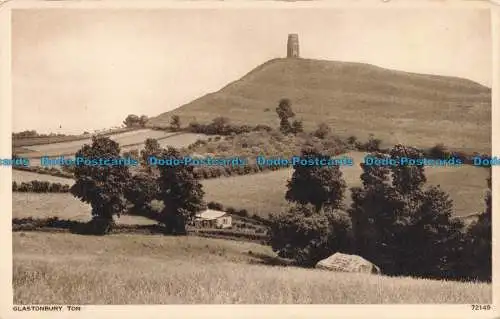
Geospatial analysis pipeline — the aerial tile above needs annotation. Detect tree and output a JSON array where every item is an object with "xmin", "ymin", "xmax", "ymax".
[
  {"xmin": 276, "ymin": 98, "xmax": 295, "ymax": 119},
  {"xmin": 363, "ymin": 134, "xmax": 382, "ymax": 152},
  {"xmin": 269, "ymin": 204, "xmax": 353, "ymax": 267},
  {"xmin": 139, "ymin": 115, "xmax": 149, "ymax": 127},
  {"xmin": 171, "ymin": 115, "xmax": 181, "ymax": 130},
  {"xmin": 156, "ymin": 147, "xmax": 206, "ymax": 234},
  {"xmin": 348, "ymin": 152, "xmax": 397, "ymax": 264},
  {"xmin": 389, "ymin": 144, "xmax": 427, "ymax": 195},
  {"xmin": 188, "ymin": 120, "xmax": 201, "ymax": 133},
  {"xmin": 428, "ymin": 143, "xmax": 451, "ymax": 160},
  {"xmin": 140, "ymin": 138, "xmax": 161, "ymax": 173},
  {"xmin": 346, "ymin": 135, "xmax": 358, "ymax": 148},
  {"xmin": 211, "ymin": 116, "xmax": 230, "ymax": 134},
  {"xmin": 314, "ymin": 123, "xmax": 331, "ymax": 139},
  {"xmin": 123, "ymin": 114, "xmax": 141, "ymax": 127},
  {"xmin": 125, "ymin": 173, "xmax": 160, "ymax": 212},
  {"xmin": 348, "ymin": 145, "xmax": 466, "ymax": 279},
  {"xmin": 12, "ymin": 130, "xmax": 38, "ymax": 138},
  {"xmin": 70, "ymin": 136, "xmax": 131, "ymax": 234},
  {"xmin": 285, "ymin": 144, "xmax": 347, "ymax": 212},
  {"xmin": 276, "ymin": 98, "xmax": 296, "ymax": 134},
  {"xmin": 461, "ymin": 175, "xmax": 492, "ymax": 281},
  {"xmin": 279, "ymin": 118, "xmax": 292, "ymax": 135},
  {"xmin": 393, "ymin": 185, "xmax": 465, "ymax": 279}
]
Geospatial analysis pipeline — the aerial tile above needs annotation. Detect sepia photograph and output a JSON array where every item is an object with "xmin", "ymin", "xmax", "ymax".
[{"xmin": 1, "ymin": 0, "xmax": 498, "ymax": 315}]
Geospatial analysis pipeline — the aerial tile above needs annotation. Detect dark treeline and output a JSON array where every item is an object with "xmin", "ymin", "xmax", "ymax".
[
  {"xmin": 13, "ymin": 180, "xmax": 70, "ymax": 193},
  {"xmin": 12, "ymin": 130, "xmax": 70, "ymax": 139}
]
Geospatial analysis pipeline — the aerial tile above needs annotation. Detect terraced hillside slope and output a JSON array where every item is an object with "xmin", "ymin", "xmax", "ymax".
[
  {"xmin": 149, "ymin": 58, "xmax": 491, "ymax": 153},
  {"xmin": 14, "ymin": 129, "xmax": 209, "ymax": 165}
]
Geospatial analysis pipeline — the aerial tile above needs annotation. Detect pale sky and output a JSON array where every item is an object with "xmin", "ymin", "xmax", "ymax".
[{"xmin": 12, "ymin": 8, "xmax": 492, "ymax": 134}]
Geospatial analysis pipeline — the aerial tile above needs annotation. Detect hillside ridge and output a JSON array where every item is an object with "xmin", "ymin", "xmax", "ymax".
[{"xmin": 148, "ymin": 57, "xmax": 491, "ymax": 153}]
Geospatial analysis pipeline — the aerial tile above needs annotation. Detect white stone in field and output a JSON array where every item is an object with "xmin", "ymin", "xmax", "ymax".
[{"xmin": 315, "ymin": 253, "xmax": 381, "ymax": 274}]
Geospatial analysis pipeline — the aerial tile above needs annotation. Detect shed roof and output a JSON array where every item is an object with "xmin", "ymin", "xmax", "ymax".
[{"xmin": 195, "ymin": 209, "xmax": 228, "ymax": 220}]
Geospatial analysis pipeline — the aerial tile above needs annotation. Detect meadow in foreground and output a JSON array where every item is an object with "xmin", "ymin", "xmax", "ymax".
[{"xmin": 13, "ymin": 232, "xmax": 491, "ymax": 304}]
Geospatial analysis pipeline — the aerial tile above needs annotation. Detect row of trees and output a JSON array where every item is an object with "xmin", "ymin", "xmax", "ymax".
[
  {"xmin": 187, "ymin": 117, "xmax": 274, "ymax": 136},
  {"xmin": 13, "ymin": 181, "xmax": 71, "ymax": 193},
  {"xmin": 70, "ymin": 136, "xmax": 205, "ymax": 235},
  {"xmin": 12, "ymin": 130, "xmax": 69, "ymax": 139},
  {"xmin": 269, "ymin": 143, "xmax": 492, "ymax": 282},
  {"xmin": 123, "ymin": 114, "xmax": 149, "ymax": 128}
]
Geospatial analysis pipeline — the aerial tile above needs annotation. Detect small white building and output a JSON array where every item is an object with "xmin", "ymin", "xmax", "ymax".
[{"xmin": 194, "ymin": 209, "xmax": 232, "ymax": 229}]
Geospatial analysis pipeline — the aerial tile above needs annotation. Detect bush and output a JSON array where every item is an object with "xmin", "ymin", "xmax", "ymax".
[
  {"xmin": 362, "ymin": 134, "xmax": 382, "ymax": 152},
  {"xmin": 224, "ymin": 166, "xmax": 233, "ymax": 177},
  {"xmin": 186, "ymin": 118, "xmax": 271, "ymax": 136},
  {"xmin": 202, "ymin": 169, "xmax": 211, "ymax": 179},
  {"xmin": 231, "ymin": 209, "xmax": 249, "ymax": 218},
  {"xmin": 269, "ymin": 204, "xmax": 353, "ymax": 267},
  {"xmin": 207, "ymin": 201, "xmax": 224, "ymax": 211},
  {"xmin": 238, "ymin": 209, "xmax": 248, "ymax": 217},
  {"xmin": 252, "ymin": 124, "xmax": 273, "ymax": 132},
  {"xmin": 427, "ymin": 143, "xmax": 451, "ymax": 159},
  {"xmin": 314, "ymin": 123, "xmax": 331, "ymax": 139},
  {"xmin": 12, "ymin": 217, "xmax": 81, "ymax": 231}
]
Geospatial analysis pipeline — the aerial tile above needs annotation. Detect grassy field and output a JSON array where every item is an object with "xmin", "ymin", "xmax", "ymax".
[
  {"xmin": 12, "ymin": 232, "xmax": 491, "ymax": 304},
  {"xmin": 12, "ymin": 193, "xmax": 156, "ymax": 225},
  {"xmin": 16, "ymin": 132, "xmax": 210, "ymax": 167},
  {"xmin": 12, "ymin": 127, "xmax": 136, "ymax": 148},
  {"xmin": 149, "ymin": 58, "xmax": 491, "ymax": 153},
  {"xmin": 120, "ymin": 133, "xmax": 209, "ymax": 153},
  {"xmin": 16, "ymin": 129, "xmax": 177, "ymax": 158},
  {"xmin": 12, "ymin": 151, "xmax": 489, "ymax": 220}
]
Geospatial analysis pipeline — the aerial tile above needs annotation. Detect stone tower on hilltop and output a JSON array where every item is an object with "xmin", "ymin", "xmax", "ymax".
[{"xmin": 287, "ymin": 34, "xmax": 300, "ymax": 58}]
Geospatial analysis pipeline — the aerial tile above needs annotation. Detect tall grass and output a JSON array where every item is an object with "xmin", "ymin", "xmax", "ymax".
[{"xmin": 13, "ymin": 233, "xmax": 491, "ymax": 305}]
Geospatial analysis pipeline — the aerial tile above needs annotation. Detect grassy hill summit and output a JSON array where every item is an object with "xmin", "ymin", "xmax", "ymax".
[{"xmin": 149, "ymin": 57, "xmax": 491, "ymax": 153}]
